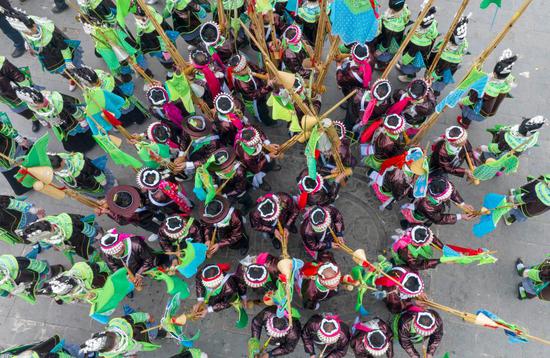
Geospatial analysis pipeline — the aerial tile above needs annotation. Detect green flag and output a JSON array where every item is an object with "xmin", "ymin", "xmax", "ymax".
[
  {"xmin": 90, "ymin": 268, "xmax": 133, "ymax": 316},
  {"xmin": 15, "ymin": 134, "xmax": 52, "ymax": 188},
  {"xmin": 480, "ymin": 0, "xmax": 502, "ymax": 9},
  {"xmin": 305, "ymin": 126, "xmax": 322, "ymax": 178},
  {"xmin": 147, "ymin": 268, "xmax": 190, "ymax": 298},
  {"xmin": 116, "ymin": 0, "xmax": 133, "ymax": 27},
  {"xmin": 165, "ymin": 74, "xmax": 195, "ymax": 113},
  {"xmin": 93, "ymin": 134, "xmax": 142, "ymax": 169}
]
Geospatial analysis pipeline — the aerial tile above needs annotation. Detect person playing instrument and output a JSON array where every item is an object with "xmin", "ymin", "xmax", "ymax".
[
  {"xmin": 373, "ymin": 266, "xmax": 425, "ymax": 313},
  {"xmin": 363, "ymin": 114, "xmax": 407, "ymax": 172},
  {"xmin": 300, "ymin": 205, "xmax": 345, "ymax": 258},
  {"xmin": 429, "ymin": 126, "xmax": 480, "ymax": 181},
  {"xmin": 199, "ymin": 195, "xmax": 250, "ymax": 257},
  {"xmin": 249, "ymin": 306, "xmax": 302, "ymax": 357},
  {"xmin": 250, "ymin": 192, "xmax": 299, "ymax": 250},
  {"xmin": 235, "ymin": 253, "xmax": 280, "ymax": 301},
  {"xmin": 295, "ymin": 169, "xmax": 340, "ymax": 208},
  {"xmin": 300, "ymin": 251, "xmax": 342, "ymax": 310},
  {"xmin": 394, "ymin": 308, "xmax": 444, "ymax": 358},
  {"xmin": 301, "ymin": 313, "xmax": 351, "ymax": 358},
  {"xmin": 350, "ymin": 317, "xmax": 394, "ymax": 358},
  {"xmin": 458, "ymin": 49, "xmax": 518, "ymax": 129},
  {"xmin": 391, "ymin": 225, "xmax": 444, "ymax": 271}
]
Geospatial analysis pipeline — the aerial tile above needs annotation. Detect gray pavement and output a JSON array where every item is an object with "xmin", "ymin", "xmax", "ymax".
[{"xmin": 0, "ymin": 0, "xmax": 549, "ymax": 357}]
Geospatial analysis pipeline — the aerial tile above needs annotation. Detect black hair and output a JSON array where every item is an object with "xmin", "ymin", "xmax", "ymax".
[
  {"xmin": 114, "ymin": 191, "xmax": 133, "ymax": 208},
  {"xmin": 48, "ymin": 154, "xmax": 63, "ymax": 169},
  {"xmin": 428, "ymin": 178, "xmax": 447, "ymax": 196}
]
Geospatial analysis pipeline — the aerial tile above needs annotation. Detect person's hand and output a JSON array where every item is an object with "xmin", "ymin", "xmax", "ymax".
[
  {"xmin": 20, "ymin": 138, "xmax": 31, "ymax": 149},
  {"xmin": 65, "ymin": 62, "xmax": 75, "ymax": 70},
  {"xmin": 465, "ymin": 169, "xmax": 475, "ymax": 181},
  {"xmin": 193, "ymin": 302, "xmax": 208, "ymax": 318},
  {"xmin": 36, "ymin": 208, "xmax": 46, "ymax": 218},
  {"xmin": 207, "ymin": 243, "xmax": 219, "ymax": 258},
  {"xmin": 274, "ymin": 229, "xmax": 283, "ymax": 242},
  {"xmin": 462, "ymin": 212, "xmax": 478, "ymax": 221},
  {"xmin": 133, "ymin": 274, "xmax": 143, "ymax": 287},
  {"xmin": 459, "ymin": 203, "xmax": 475, "ymax": 213}
]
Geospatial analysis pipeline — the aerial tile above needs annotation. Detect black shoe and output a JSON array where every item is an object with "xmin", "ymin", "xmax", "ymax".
[
  {"xmin": 51, "ymin": 5, "xmax": 68, "ymax": 14},
  {"xmin": 32, "ymin": 121, "xmax": 41, "ymax": 133},
  {"xmin": 156, "ymin": 328, "xmax": 168, "ymax": 339},
  {"xmin": 11, "ymin": 47, "xmax": 25, "ymax": 58},
  {"xmin": 271, "ymin": 237, "xmax": 281, "ymax": 250},
  {"xmin": 270, "ymin": 164, "xmax": 282, "ymax": 172},
  {"xmin": 50, "ymin": 264, "xmax": 65, "ymax": 276}
]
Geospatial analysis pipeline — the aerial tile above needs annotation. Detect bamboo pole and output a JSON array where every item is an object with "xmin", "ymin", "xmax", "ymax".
[
  {"xmin": 313, "ymin": 0, "xmax": 329, "ymax": 65},
  {"xmin": 380, "ymin": 0, "xmax": 438, "ymax": 79},
  {"xmin": 425, "ymin": 0, "xmax": 471, "ymax": 79},
  {"xmin": 134, "ymin": 0, "xmax": 214, "ymax": 120},
  {"xmin": 464, "ymin": 150, "xmax": 480, "ymax": 185},
  {"xmin": 314, "ymin": 35, "xmax": 341, "ymax": 92},
  {"xmin": 411, "ymin": 0, "xmax": 534, "ymax": 146}
]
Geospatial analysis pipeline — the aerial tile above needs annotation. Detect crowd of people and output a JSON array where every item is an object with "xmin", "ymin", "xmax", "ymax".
[{"xmin": 0, "ymin": 0, "xmax": 548, "ymax": 357}]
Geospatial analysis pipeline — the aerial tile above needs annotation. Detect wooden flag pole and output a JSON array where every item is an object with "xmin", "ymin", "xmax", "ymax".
[
  {"xmin": 312, "ymin": 0, "xmax": 329, "ymax": 65},
  {"xmin": 424, "ymin": 0, "xmax": 471, "ymax": 79},
  {"xmin": 411, "ymin": 0, "xmax": 533, "ymax": 146},
  {"xmin": 380, "ymin": 0, "xmax": 438, "ymax": 79}
]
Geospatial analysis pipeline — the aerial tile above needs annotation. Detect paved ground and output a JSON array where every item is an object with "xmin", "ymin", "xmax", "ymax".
[{"xmin": 0, "ymin": 0, "xmax": 549, "ymax": 357}]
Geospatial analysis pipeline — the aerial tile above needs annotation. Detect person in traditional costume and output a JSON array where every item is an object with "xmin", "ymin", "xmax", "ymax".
[
  {"xmin": 296, "ymin": 0, "xmax": 321, "ymax": 44},
  {"xmin": 0, "ymin": 112, "xmax": 35, "ymax": 194},
  {"xmin": 401, "ymin": 177, "xmax": 477, "ymax": 228},
  {"xmin": 146, "ymin": 85, "xmax": 191, "ymax": 130},
  {"xmin": 249, "ymin": 306, "xmax": 302, "ymax": 357},
  {"xmin": 162, "ymin": 0, "xmax": 208, "ymax": 47},
  {"xmin": 300, "ymin": 205, "xmax": 345, "ymax": 258},
  {"xmin": 204, "ymin": 147, "xmax": 252, "ymax": 212},
  {"xmin": 397, "ymin": 4, "xmax": 438, "ymax": 82},
  {"xmin": 281, "ymin": 24, "xmax": 311, "ymax": 78},
  {"xmin": 178, "ymin": 115, "xmax": 222, "ymax": 171},
  {"xmin": 296, "ymin": 169, "xmax": 339, "ymax": 208},
  {"xmin": 316, "ymin": 119, "xmax": 356, "ymax": 174},
  {"xmin": 0, "ymin": 195, "xmax": 44, "ymax": 245},
  {"xmin": 79, "ymin": 312, "xmax": 163, "ymax": 357},
  {"xmin": 136, "ymin": 167, "xmax": 194, "ymax": 219},
  {"xmin": 337, "ymin": 43, "xmax": 373, "ymax": 101},
  {"xmin": 391, "ymin": 225, "xmax": 443, "ymax": 271},
  {"xmin": 213, "ymin": 92, "xmax": 248, "ymax": 146},
  {"xmin": 194, "ymin": 263, "xmax": 247, "ymax": 318},
  {"xmin": 428, "ymin": 15, "xmax": 469, "ymax": 96},
  {"xmin": 391, "ymin": 79, "xmax": 436, "ymax": 138},
  {"xmin": 235, "ymin": 253, "xmax": 280, "ymax": 302},
  {"xmin": 189, "ymin": 48, "xmax": 224, "ymax": 107},
  {"xmin": 103, "ymin": 185, "xmax": 162, "ymax": 233},
  {"xmin": 0, "ymin": 335, "xmax": 80, "ymax": 357},
  {"xmin": 478, "ymin": 116, "xmax": 547, "ymax": 167},
  {"xmin": 159, "ymin": 214, "xmax": 204, "ymax": 269},
  {"xmin": 235, "ymin": 126, "xmax": 280, "ymax": 191},
  {"xmin": 394, "ymin": 308, "xmax": 444, "ymax": 358},
  {"xmin": 199, "ymin": 21, "xmax": 236, "ymax": 66},
  {"xmin": 79, "ymin": 15, "xmax": 150, "ymax": 85},
  {"xmin": 39, "ymin": 261, "xmax": 110, "ymax": 305},
  {"xmin": 0, "ymin": 254, "xmax": 64, "ymax": 304},
  {"xmin": 0, "ymin": 55, "xmax": 41, "ymax": 132},
  {"xmin": 99, "ymin": 229, "xmax": 167, "ymax": 288},
  {"xmin": 213, "ymin": 0, "xmax": 249, "ymax": 49},
  {"xmin": 369, "ymin": 146, "xmax": 427, "ymax": 211},
  {"xmin": 504, "ymin": 174, "xmax": 550, "ymax": 225},
  {"xmin": 199, "ymin": 195, "xmax": 250, "ymax": 257},
  {"xmin": 302, "ymin": 313, "xmax": 351, "ymax": 357},
  {"xmin": 350, "ymin": 317, "xmax": 394, "ymax": 358},
  {"xmin": 515, "ymin": 256, "xmax": 550, "ymax": 301},
  {"xmin": 374, "ymin": 0, "xmax": 411, "ymax": 70},
  {"xmin": 133, "ymin": 4, "xmax": 177, "ymax": 78},
  {"xmin": 300, "ymin": 252, "xmax": 341, "ymax": 310},
  {"xmin": 429, "ymin": 126, "xmax": 479, "ymax": 181},
  {"xmin": 458, "ymin": 49, "xmax": 518, "ymax": 128},
  {"xmin": 250, "ymin": 192, "xmax": 299, "ymax": 250},
  {"xmin": 77, "ymin": 0, "xmax": 117, "ymax": 25},
  {"xmin": 350, "ymin": 79, "xmax": 392, "ymax": 136},
  {"xmin": 48, "ymin": 152, "xmax": 116, "ymax": 198},
  {"xmin": 374, "ymin": 266, "xmax": 424, "ymax": 313},
  {"xmin": 72, "ymin": 66, "xmax": 148, "ymax": 128},
  {"xmin": 20, "ymin": 213, "xmax": 100, "ymax": 262},
  {"xmin": 5, "ymin": 9, "xmax": 83, "ymax": 90},
  {"xmin": 363, "ymin": 114, "xmax": 407, "ymax": 172},
  {"xmin": 227, "ymin": 53, "xmax": 275, "ymax": 126},
  {"xmin": 14, "ymin": 86, "xmax": 96, "ymax": 152}
]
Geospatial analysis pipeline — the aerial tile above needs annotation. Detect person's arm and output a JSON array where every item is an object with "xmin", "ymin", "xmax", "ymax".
[
  {"xmin": 2, "ymin": 59, "xmax": 28, "ymax": 85},
  {"xmin": 134, "ymin": 240, "xmax": 156, "ymax": 276},
  {"xmin": 426, "ymin": 315, "xmax": 444, "ymax": 356},
  {"xmin": 218, "ymin": 213, "xmax": 243, "ymax": 248},
  {"xmin": 250, "ymin": 309, "xmax": 268, "ymax": 339},
  {"xmin": 269, "ymin": 321, "xmax": 301, "ymax": 356},
  {"xmin": 332, "ymin": 208, "xmax": 345, "ymax": 236},
  {"xmin": 398, "ymin": 317, "xmax": 421, "ymax": 358},
  {"xmin": 195, "ymin": 270, "xmax": 206, "ymax": 300},
  {"xmin": 303, "ymin": 231, "xmax": 332, "ymax": 251},
  {"xmin": 282, "ymin": 195, "xmax": 299, "ymax": 228},
  {"xmin": 301, "ymin": 319, "xmax": 317, "ymax": 355},
  {"xmin": 327, "ymin": 325, "xmax": 350, "ymax": 358},
  {"xmin": 250, "ymin": 211, "xmax": 275, "ymax": 233}
]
